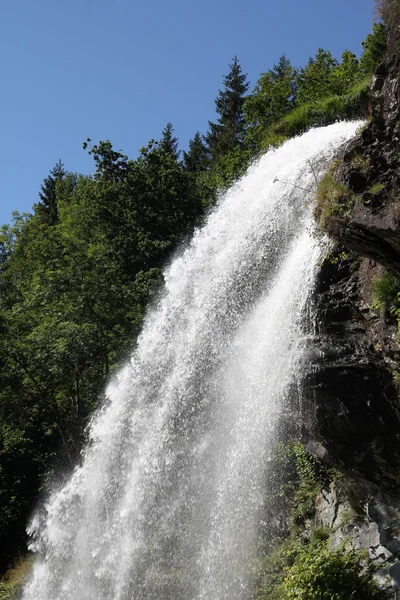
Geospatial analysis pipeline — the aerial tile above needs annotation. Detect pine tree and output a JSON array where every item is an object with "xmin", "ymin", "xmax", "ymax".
[
  {"xmin": 244, "ymin": 54, "xmax": 296, "ymax": 147},
  {"xmin": 183, "ymin": 132, "xmax": 210, "ymax": 172},
  {"xmin": 37, "ymin": 160, "xmax": 66, "ymax": 225},
  {"xmin": 206, "ymin": 57, "xmax": 250, "ymax": 163},
  {"xmin": 159, "ymin": 122, "xmax": 179, "ymax": 159}
]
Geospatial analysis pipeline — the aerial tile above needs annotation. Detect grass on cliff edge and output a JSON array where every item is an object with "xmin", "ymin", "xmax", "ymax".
[
  {"xmin": 314, "ymin": 161, "xmax": 355, "ymax": 230},
  {"xmin": 260, "ymin": 76, "xmax": 371, "ymax": 152}
]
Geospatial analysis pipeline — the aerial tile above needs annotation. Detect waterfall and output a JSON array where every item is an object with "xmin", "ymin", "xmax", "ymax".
[{"xmin": 22, "ymin": 122, "xmax": 360, "ymax": 600}]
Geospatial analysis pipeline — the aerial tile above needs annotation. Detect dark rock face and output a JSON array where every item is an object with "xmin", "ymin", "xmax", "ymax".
[
  {"xmin": 322, "ymin": 25, "xmax": 400, "ymax": 277},
  {"xmin": 304, "ymin": 22, "xmax": 400, "ymax": 568},
  {"xmin": 300, "ymin": 252, "xmax": 400, "ymax": 567},
  {"xmin": 302, "ymin": 253, "xmax": 400, "ymax": 495}
]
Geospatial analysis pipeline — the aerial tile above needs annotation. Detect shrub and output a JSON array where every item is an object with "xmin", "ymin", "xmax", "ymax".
[
  {"xmin": 253, "ymin": 539, "xmax": 297, "ymax": 600},
  {"xmin": 315, "ymin": 163, "xmax": 355, "ymax": 229},
  {"xmin": 283, "ymin": 541, "xmax": 389, "ymax": 599},
  {"xmin": 371, "ymin": 271, "xmax": 399, "ymax": 312},
  {"xmin": 350, "ymin": 152, "xmax": 371, "ymax": 174}
]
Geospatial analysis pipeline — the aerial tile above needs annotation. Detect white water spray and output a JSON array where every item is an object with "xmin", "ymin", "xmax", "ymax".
[{"xmin": 23, "ymin": 122, "xmax": 360, "ymax": 600}]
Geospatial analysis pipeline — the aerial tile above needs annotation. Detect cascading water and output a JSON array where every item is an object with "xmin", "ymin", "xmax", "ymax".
[{"xmin": 22, "ymin": 122, "xmax": 360, "ymax": 600}]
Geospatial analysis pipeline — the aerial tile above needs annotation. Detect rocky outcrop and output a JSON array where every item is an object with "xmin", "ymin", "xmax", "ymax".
[
  {"xmin": 303, "ymin": 20, "xmax": 400, "ymax": 582},
  {"xmin": 319, "ymin": 24, "xmax": 400, "ymax": 276},
  {"xmin": 314, "ymin": 482, "xmax": 400, "ymax": 587},
  {"xmin": 300, "ymin": 251, "xmax": 400, "ymax": 581},
  {"xmin": 302, "ymin": 250, "xmax": 400, "ymax": 488}
]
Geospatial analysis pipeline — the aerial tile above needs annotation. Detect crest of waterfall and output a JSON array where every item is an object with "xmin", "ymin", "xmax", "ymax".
[{"xmin": 22, "ymin": 121, "xmax": 361, "ymax": 600}]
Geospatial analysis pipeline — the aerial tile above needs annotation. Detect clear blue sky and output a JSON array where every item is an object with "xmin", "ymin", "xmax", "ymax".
[{"xmin": 0, "ymin": 0, "xmax": 375, "ymax": 225}]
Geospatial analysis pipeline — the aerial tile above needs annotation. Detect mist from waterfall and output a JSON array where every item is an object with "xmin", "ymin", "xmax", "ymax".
[{"xmin": 22, "ymin": 122, "xmax": 360, "ymax": 600}]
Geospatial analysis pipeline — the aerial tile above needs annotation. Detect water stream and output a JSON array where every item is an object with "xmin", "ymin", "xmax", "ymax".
[{"xmin": 22, "ymin": 121, "xmax": 360, "ymax": 600}]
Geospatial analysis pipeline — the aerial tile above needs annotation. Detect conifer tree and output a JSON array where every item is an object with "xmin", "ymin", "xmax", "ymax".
[
  {"xmin": 183, "ymin": 132, "xmax": 210, "ymax": 172},
  {"xmin": 206, "ymin": 57, "xmax": 250, "ymax": 163},
  {"xmin": 36, "ymin": 159, "xmax": 66, "ymax": 225},
  {"xmin": 159, "ymin": 122, "xmax": 179, "ymax": 159},
  {"xmin": 244, "ymin": 54, "xmax": 296, "ymax": 148}
]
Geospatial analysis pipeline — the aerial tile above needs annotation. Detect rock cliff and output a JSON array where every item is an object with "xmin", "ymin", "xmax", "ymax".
[{"xmin": 303, "ymin": 18, "xmax": 400, "ymax": 584}]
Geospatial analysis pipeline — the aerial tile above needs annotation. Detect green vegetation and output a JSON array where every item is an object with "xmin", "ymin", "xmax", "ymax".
[
  {"xmin": 282, "ymin": 441, "xmax": 336, "ymax": 531},
  {"xmin": 0, "ymin": 127, "xmax": 202, "ymax": 571},
  {"xmin": 283, "ymin": 541, "xmax": 387, "ymax": 599},
  {"xmin": 0, "ymin": 15, "xmax": 390, "ymax": 577},
  {"xmin": 360, "ymin": 23, "xmax": 389, "ymax": 74},
  {"xmin": 255, "ymin": 75, "xmax": 371, "ymax": 153},
  {"xmin": 0, "ymin": 555, "xmax": 33, "ymax": 599},
  {"xmin": 367, "ymin": 182, "xmax": 386, "ymax": 195},
  {"xmin": 255, "ymin": 538, "xmax": 388, "ymax": 600},
  {"xmin": 371, "ymin": 271, "xmax": 399, "ymax": 312},
  {"xmin": 315, "ymin": 162, "xmax": 355, "ymax": 229},
  {"xmin": 206, "ymin": 56, "xmax": 249, "ymax": 164},
  {"xmin": 350, "ymin": 152, "xmax": 371, "ymax": 174},
  {"xmin": 253, "ymin": 442, "xmax": 386, "ymax": 599}
]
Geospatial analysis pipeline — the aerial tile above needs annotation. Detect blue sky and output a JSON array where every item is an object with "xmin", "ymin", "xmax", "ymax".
[{"xmin": 1, "ymin": 0, "xmax": 375, "ymax": 225}]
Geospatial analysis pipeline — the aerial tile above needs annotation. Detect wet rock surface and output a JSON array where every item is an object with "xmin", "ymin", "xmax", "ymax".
[
  {"xmin": 304, "ymin": 23, "xmax": 400, "ymax": 582},
  {"xmin": 300, "ymin": 250, "xmax": 400, "ymax": 584},
  {"xmin": 302, "ymin": 253, "xmax": 400, "ymax": 495},
  {"xmin": 313, "ymin": 483, "xmax": 400, "ymax": 587}
]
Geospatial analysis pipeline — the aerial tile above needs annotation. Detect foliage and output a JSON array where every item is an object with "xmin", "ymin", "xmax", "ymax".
[
  {"xmin": 182, "ymin": 132, "xmax": 210, "ymax": 173},
  {"xmin": 35, "ymin": 160, "xmax": 66, "ymax": 225},
  {"xmin": 259, "ymin": 77, "xmax": 371, "ymax": 152},
  {"xmin": 368, "ymin": 182, "xmax": 386, "ymax": 195},
  {"xmin": 339, "ymin": 508, "xmax": 359, "ymax": 527},
  {"xmin": 287, "ymin": 442, "xmax": 335, "ymax": 530},
  {"xmin": 244, "ymin": 55, "xmax": 297, "ymax": 149},
  {"xmin": 253, "ymin": 538, "xmax": 297, "ymax": 600},
  {"xmin": 283, "ymin": 541, "xmax": 388, "ymax": 599},
  {"xmin": 315, "ymin": 162, "xmax": 355, "ymax": 229},
  {"xmin": 296, "ymin": 49, "xmax": 340, "ymax": 105},
  {"xmin": 254, "ymin": 536, "xmax": 387, "ymax": 600},
  {"xmin": 350, "ymin": 152, "xmax": 371, "ymax": 174},
  {"xmin": 371, "ymin": 271, "xmax": 399, "ymax": 312},
  {"xmin": 359, "ymin": 23, "xmax": 389, "ymax": 74},
  {"xmin": 262, "ymin": 440, "xmax": 336, "ymax": 535},
  {"xmin": 330, "ymin": 50, "xmax": 362, "ymax": 94},
  {"xmin": 206, "ymin": 56, "xmax": 249, "ymax": 163},
  {"xmin": 0, "ymin": 126, "xmax": 203, "ymax": 571},
  {"xmin": 310, "ymin": 527, "xmax": 331, "ymax": 544}
]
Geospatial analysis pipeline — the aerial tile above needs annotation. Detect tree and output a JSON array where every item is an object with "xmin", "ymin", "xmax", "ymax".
[
  {"xmin": 244, "ymin": 54, "xmax": 297, "ymax": 148},
  {"xmin": 183, "ymin": 132, "xmax": 210, "ymax": 172},
  {"xmin": 82, "ymin": 139, "xmax": 129, "ymax": 181},
  {"xmin": 329, "ymin": 50, "xmax": 360, "ymax": 95},
  {"xmin": 296, "ymin": 49, "xmax": 339, "ymax": 105},
  {"xmin": 129, "ymin": 135, "xmax": 202, "ymax": 267},
  {"xmin": 359, "ymin": 23, "xmax": 389, "ymax": 75},
  {"xmin": 159, "ymin": 122, "xmax": 179, "ymax": 159},
  {"xmin": 35, "ymin": 160, "xmax": 66, "ymax": 225},
  {"xmin": 206, "ymin": 56, "xmax": 250, "ymax": 162}
]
